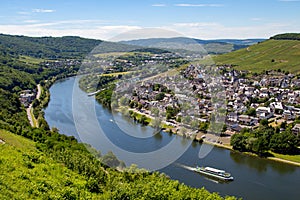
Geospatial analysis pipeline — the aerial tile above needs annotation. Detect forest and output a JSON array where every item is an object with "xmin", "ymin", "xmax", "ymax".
[{"xmin": 270, "ymin": 33, "xmax": 300, "ymax": 41}]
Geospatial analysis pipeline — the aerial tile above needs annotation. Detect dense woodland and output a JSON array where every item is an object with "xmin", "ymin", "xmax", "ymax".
[
  {"xmin": 0, "ymin": 34, "xmax": 101, "ymax": 59},
  {"xmin": 270, "ymin": 33, "xmax": 300, "ymax": 41},
  {"xmin": 0, "ymin": 34, "xmax": 236, "ymax": 199}
]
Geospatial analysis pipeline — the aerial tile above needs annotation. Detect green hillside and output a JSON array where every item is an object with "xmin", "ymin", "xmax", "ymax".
[
  {"xmin": 0, "ymin": 129, "xmax": 236, "ymax": 200},
  {"xmin": 0, "ymin": 130, "xmax": 100, "ymax": 199},
  {"xmin": 214, "ymin": 39, "xmax": 300, "ymax": 73},
  {"xmin": 0, "ymin": 34, "xmax": 101, "ymax": 59}
]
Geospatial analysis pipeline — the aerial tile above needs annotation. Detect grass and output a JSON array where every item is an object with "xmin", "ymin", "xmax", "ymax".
[
  {"xmin": 271, "ymin": 152, "xmax": 300, "ymax": 164},
  {"xmin": 0, "ymin": 129, "xmax": 35, "ymax": 150},
  {"xmin": 93, "ymin": 51, "xmax": 138, "ymax": 58},
  {"xmin": 100, "ymin": 72, "xmax": 129, "ymax": 76},
  {"xmin": 19, "ymin": 55, "xmax": 46, "ymax": 65},
  {"xmin": 213, "ymin": 39, "xmax": 300, "ymax": 74},
  {"xmin": 131, "ymin": 112, "xmax": 151, "ymax": 124},
  {"xmin": 161, "ymin": 123, "xmax": 174, "ymax": 129},
  {"xmin": 0, "ymin": 130, "xmax": 99, "ymax": 199}
]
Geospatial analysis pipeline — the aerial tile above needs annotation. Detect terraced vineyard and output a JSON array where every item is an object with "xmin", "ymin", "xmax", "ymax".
[{"xmin": 214, "ymin": 39, "xmax": 300, "ymax": 73}]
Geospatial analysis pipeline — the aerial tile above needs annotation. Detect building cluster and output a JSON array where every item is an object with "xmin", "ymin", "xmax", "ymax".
[
  {"xmin": 19, "ymin": 90, "xmax": 36, "ymax": 108},
  {"xmin": 41, "ymin": 59, "xmax": 81, "ymax": 69},
  {"xmin": 220, "ymin": 66, "xmax": 300, "ymax": 135},
  {"xmin": 100, "ymin": 52, "xmax": 189, "ymax": 73},
  {"xmin": 124, "ymin": 64, "xmax": 300, "ymax": 137}
]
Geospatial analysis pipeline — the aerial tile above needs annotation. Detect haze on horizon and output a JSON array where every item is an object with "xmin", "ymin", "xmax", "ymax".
[{"xmin": 0, "ymin": 0, "xmax": 300, "ymax": 40}]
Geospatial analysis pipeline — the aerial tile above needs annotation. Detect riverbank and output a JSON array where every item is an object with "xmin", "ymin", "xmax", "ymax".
[
  {"xmin": 197, "ymin": 132, "xmax": 300, "ymax": 167},
  {"xmin": 201, "ymin": 138, "xmax": 300, "ymax": 167},
  {"xmin": 47, "ymin": 75, "xmax": 300, "ymax": 169},
  {"xmin": 270, "ymin": 153, "xmax": 300, "ymax": 167},
  {"xmin": 200, "ymin": 138, "xmax": 300, "ymax": 167},
  {"xmin": 114, "ymin": 104, "xmax": 300, "ymax": 167}
]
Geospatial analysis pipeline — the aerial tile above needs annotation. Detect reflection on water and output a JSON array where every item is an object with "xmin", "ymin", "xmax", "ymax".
[
  {"xmin": 230, "ymin": 151, "xmax": 296, "ymax": 175},
  {"xmin": 191, "ymin": 141, "xmax": 198, "ymax": 148},
  {"xmin": 153, "ymin": 132, "xmax": 163, "ymax": 140}
]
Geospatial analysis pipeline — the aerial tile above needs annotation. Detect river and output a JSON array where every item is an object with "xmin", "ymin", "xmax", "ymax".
[{"xmin": 44, "ymin": 77, "xmax": 300, "ymax": 200}]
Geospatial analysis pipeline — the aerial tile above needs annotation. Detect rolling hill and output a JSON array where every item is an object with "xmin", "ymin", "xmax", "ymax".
[
  {"xmin": 214, "ymin": 35, "xmax": 300, "ymax": 74},
  {"xmin": 0, "ymin": 34, "xmax": 102, "ymax": 59},
  {"xmin": 121, "ymin": 37, "xmax": 264, "ymax": 54}
]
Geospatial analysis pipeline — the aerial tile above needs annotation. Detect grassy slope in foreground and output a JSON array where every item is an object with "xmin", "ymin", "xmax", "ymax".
[
  {"xmin": 0, "ymin": 130, "xmax": 101, "ymax": 199},
  {"xmin": 214, "ymin": 39, "xmax": 300, "ymax": 73},
  {"xmin": 0, "ymin": 130, "xmax": 238, "ymax": 200}
]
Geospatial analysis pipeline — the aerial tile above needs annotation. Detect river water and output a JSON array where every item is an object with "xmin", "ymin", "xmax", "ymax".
[{"xmin": 44, "ymin": 77, "xmax": 300, "ymax": 200}]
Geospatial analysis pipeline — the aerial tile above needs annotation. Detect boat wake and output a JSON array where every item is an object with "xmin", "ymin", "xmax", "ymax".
[
  {"xmin": 175, "ymin": 163, "xmax": 196, "ymax": 172},
  {"xmin": 175, "ymin": 163, "xmax": 220, "ymax": 184}
]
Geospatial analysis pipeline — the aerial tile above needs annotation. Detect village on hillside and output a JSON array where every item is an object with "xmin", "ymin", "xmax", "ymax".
[{"xmin": 117, "ymin": 63, "xmax": 300, "ymax": 145}]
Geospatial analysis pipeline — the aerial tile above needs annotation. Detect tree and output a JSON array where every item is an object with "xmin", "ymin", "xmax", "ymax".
[
  {"xmin": 119, "ymin": 96, "xmax": 129, "ymax": 106},
  {"xmin": 152, "ymin": 117, "xmax": 162, "ymax": 129},
  {"xmin": 269, "ymin": 132, "xmax": 298, "ymax": 154},
  {"xmin": 101, "ymin": 151, "xmax": 121, "ymax": 168},
  {"xmin": 139, "ymin": 115, "xmax": 149, "ymax": 125},
  {"xmin": 231, "ymin": 134, "xmax": 246, "ymax": 151},
  {"xmin": 192, "ymin": 85, "xmax": 197, "ymax": 91},
  {"xmin": 155, "ymin": 92, "xmax": 165, "ymax": 101},
  {"xmin": 182, "ymin": 116, "xmax": 191, "ymax": 124},
  {"xmin": 260, "ymin": 119, "xmax": 269, "ymax": 127},
  {"xmin": 137, "ymin": 103, "xmax": 143, "ymax": 110},
  {"xmin": 280, "ymin": 121, "xmax": 287, "ymax": 129},
  {"xmin": 199, "ymin": 122, "xmax": 209, "ymax": 132},
  {"xmin": 245, "ymin": 108, "xmax": 256, "ymax": 117},
  {"xmin": 165, "ymin": 106, "xmax": 179, "ymax": 119},
  {"xmin": 151, "ymin": 107, "xmax": 159, "ymax": 117},
  {"xmin": 86, "ymin": 177, "xmax": 102, "ymax": 193},
  {"xmin": 252, "ymin": 137, "xmax": 269, "ymax": 156},
  {"xmin": 191, "ymin": 120, "xmax": 199, "ymax": 130}
]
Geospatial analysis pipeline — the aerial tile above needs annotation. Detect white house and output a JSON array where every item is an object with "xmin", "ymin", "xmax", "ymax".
[{"xmin": 256, "ymin": 107, "xmax": 273, "ymax": 119}]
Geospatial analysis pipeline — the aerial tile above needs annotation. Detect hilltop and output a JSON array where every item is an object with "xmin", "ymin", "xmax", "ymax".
[
  {"xmin": 122, "ymin": 37, "xmax": 264, "ymax": 54},
  {"xmin": 270, "ymin": 33, "xmax": 300, "ymax": 41},
  {"xmin": 213, "ymin": 33, "xmax": 300, "ymax": 73},
  {"xmin": 0, "ymin": 34, "xmax": 102, "ymax": 59}
]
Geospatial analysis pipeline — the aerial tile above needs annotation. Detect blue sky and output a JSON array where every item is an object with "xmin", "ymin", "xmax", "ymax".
[{"xmin": 0, "ymin": 0, "xmax": 300, "ymax": 40}]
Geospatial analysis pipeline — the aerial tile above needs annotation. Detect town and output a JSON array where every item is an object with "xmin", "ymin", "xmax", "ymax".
[{"xmin": 114, "ymin": 63, "xmax": 300, "ymax": 146}]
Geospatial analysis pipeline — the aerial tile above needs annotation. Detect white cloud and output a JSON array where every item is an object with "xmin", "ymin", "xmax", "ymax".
[
  {"xmin": 173, "ymin": 22, "xmax": 219, "ymax": 27},
  {"xmin": 32, "ymin": 9, "xmax": 55, "ymax": 13},
  {"xmin": 22, "ymin": 20, "xmax": 108, "ymax": 28},
  {"xmin": 17, "ymin": 11, "xmax": 31, "ymax": 15},
  {"xmin": 23, "ymin": 20, "xmax": 40, "ymax": 23},
  {"xmin": 174, "ymin": 4, "xmax": 223, "ymax": 7},
  {"xmin": 152, "ymin": 4, "xmax": 166, "ymax": 7},
  {"xmin": 0, "ymin": 23, "xmax": 140, "ymax": 40},
  {"xmin": 251, "ymin": 18, "xmax": 262, "ymax": 21},
  {"xmin": 0, "ymin": 19, "xmax": 299, "ymax": 40},
  {"xmin": 168, "ymin": 22, "xmax": 300, "ymax": 39}
]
